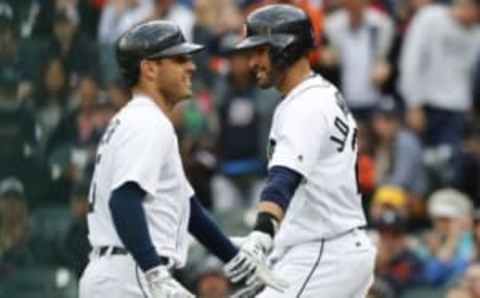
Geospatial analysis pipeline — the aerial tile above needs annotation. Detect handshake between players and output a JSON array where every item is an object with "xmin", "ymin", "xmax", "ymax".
[{"xmin": 78, "ymin": 16, "xmax": 289, "ymax": 298}]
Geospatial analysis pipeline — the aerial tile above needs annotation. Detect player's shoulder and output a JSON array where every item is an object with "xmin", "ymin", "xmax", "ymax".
[
  {"xmin": 274, "ymin": 75, "xmax": 341, "ymax": 128},
  {"xmin": 283, "ymin": 75, "xmax": 340, "ymax": 112},
  {"xmin": 117, "ymin": 96, "xmax": 174, "ymax": 137}
]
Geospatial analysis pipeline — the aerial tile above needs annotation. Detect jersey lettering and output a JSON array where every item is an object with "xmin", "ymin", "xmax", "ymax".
[
  {"xmin": 329, "ymin": 117, "xmax": 350, "ymax": 152},
  {"xmin": 329, "ymin": 117, "xmax": 360, "ymax": 194}
]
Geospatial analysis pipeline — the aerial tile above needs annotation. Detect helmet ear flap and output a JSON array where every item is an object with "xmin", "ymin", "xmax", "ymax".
[{"xmin": 269, "ymin": 36, "xmax": 304, "ymax": 68}]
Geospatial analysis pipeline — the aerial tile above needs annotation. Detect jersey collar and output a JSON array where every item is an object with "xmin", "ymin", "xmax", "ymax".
[
  {"xmin": 282, "ymin": 73, "xmax": 321, "ymax": 103},
  {"xmin": 129, "ymin": 93, "xmax": 159, "ymax": 108}
]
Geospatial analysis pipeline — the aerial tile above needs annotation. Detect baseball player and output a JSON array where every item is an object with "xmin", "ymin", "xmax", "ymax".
[
  {"xmin": 226, "ymin": 5, "xmax": 377, "ymax": 297},
  {"xmin": 79, "ymin": 20, "xmax": 287, "ymax": 298}
]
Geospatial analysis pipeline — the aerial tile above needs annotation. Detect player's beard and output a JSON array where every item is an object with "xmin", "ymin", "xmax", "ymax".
[
  {"xmin": 253, "ymin": 66, "xmax": 275, "ymax": 89},
  {"xmin": 162, "ymin": 75, "xmax": 193, "ymax": 105},
  {"xmin": 253, "ymin": 65, "xmax": 284, "ymax": 90}
]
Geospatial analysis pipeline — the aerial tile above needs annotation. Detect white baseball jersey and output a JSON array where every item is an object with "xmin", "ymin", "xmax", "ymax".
[
  {"xmin": 268, "ymin": 74, "xmax": 367, "ymax": 251},
  {"xmin": 87, "ymin": 94, "xmax": 193, "ymax": 268}
]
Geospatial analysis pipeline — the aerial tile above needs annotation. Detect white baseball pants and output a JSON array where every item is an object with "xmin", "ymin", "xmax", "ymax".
[
  {"xmin": 258, "ymin": 229, "xmax": 376, "ymax": 298},
  {"xmin": 79, "ymin": 250, "xmax": 151, "ymax": 298}
]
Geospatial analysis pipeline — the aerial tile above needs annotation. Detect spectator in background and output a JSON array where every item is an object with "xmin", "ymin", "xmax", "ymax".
[
  {"xmin": 474, "ymin": 53, "xmax": 480, "ymax": 116},
  {"xmin": 0, "ymin": 178, "xmax": 35, "ymax": 277},
  {"xmin": 98, "ymin": 0, "xmax": 152, "ymax": 82},
  {"xmin": 0, "ymin": 1, "xmax": 38, "ymax": 101},
  {"xmin": 174, "ymin": 91, "xmax": 217, "ymax": 209},
  {"xmin": 371, "ymin": 98, "xmax": 426, "ymax": 220},
  {"xmin": 394, "ymin": 0, "xmax": 433, "ymax": 34},
  {"xmin": 47, "ymin": 9, "xmax": 99, "ymax": 85},
  {"xmin": 453, "ymin": 124, "xmax": 480, "ymax": 206},
  {"xmin": 98, "ymin": 0, "xmax": 151, "ymax": 44},
  {"xmin": 45, "ymin": 76, "xmax": 113, "ymax": 204},
  {"xmin": 0, "ymin": 65, "xmax": 37, "ymax": 166},
  {"xmin": 34, "ymin": 57, "xmax": 70, "ymax": 149},
  {"xmin": 62, "ymin": 182, "xmax": 91, "ymax": 278},
  {"xmin": 399, "ymin": 0, "xmax": 480, "ymax": 148},
  {"xmin": 465, "ymin": 264, "xmax": 480, "ymax": 298},
  {"xmin": 448, "ymin": 263, "xmax": 480, "ymax": 298},
  {"xmin": 0, "ymin": 1, "xmax": 17, "ymax": 69},
  {"xmin": 325, "ymin": 0, "xmax": 394, "ymax": 120},
  {"xmin": 32, "ymin": 0, "xmax": 94, "ymax": 38},
  {"xmin": 373, "ymin": 208, "xmax": 423, "ymax": 296},
  {"xmin": 472, "ymin": 210, "xmax": 480, "ymax": 262},
  {"xmin": 211, "ymin": 33, "xmax": 277, "ymax": 210},
  {"xmin": 148, "ymin": 0, "xmax": 195, "ymax": 41},
  {"xmin": 0, "ymin": 63, "xmax": 50, "ymax": 206},
  {"xmin": 417, "ymin": 189, "xmax": 474, "ymax": 287},
  {"xmin": 370, "ymin": 185, "xmax": 409, "ymax": 225},
  {"xmin": 357, "ymin": 121, "xmax": 377, "ymax": 197},
  {"xmin": 190, "ymin": 0, "xmax": 236, "ymax": 89},
  {"xmin": 46, "ymin": 75, "xmax": 104, "ymax": 158}
]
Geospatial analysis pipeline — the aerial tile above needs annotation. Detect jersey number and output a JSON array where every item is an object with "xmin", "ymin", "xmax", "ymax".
[{"xmin": 329, "ymin": 116, "xmax": 360, "ymax": 194}]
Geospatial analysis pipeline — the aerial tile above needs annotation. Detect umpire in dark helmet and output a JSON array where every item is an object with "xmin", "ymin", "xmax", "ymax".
[
  {"xmin": 235, "ymin": 4, "xmax": 315, "ymax": 91},
  {"xmin": 116, "ymin": 20, "xmax": 203, "ymax": 106}
]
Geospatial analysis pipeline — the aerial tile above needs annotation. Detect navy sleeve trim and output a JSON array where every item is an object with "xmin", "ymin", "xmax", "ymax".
[
  {"xmin": 260, "ymin": 165, "xmax": 303, "ymax": 211},
  {"xmin": 109, "ymin": 182, "xmax": 162, "ymax": 272},
  {"xmin": 188, "ymin": 196, "xmax": 239, "ymax": 263}
]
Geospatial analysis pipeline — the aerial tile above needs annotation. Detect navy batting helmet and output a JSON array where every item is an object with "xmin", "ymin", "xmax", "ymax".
[
  {"xmin": 235, "ymin": 4, "xmax": 315, "ymax": 68},
  {"xmin": 115, "ymin": 20, "xmax": 204, "ymax": 87}
]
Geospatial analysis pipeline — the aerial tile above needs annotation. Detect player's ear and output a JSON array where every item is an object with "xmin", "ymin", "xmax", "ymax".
[{"xmin": 140, "ymin": 60, "xmax": 157, "ymax": 82}]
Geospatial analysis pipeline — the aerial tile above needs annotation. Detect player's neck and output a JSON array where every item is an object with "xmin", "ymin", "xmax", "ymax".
[
  {"xmin": 277, "ymin": 58, "xmax": 312, "ymax": 96},
  {"xmin": 131, "ymin": 86, "xmax": 174, "ymax": 115}
]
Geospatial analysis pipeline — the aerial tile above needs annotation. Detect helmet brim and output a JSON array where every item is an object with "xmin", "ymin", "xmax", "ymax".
[
  {"xmin": 148, "ymin": 42, "xmax": 204, "ymax": 59},
  {"xmin": 234, "ymin": 36, "xmax": 270, "ymax": 51},
  {"xmin": 234, "ymin": 34, "xmax": 297, "ymax": 52}
]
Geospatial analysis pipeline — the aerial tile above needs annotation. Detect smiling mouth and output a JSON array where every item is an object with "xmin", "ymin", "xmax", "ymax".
[{"xmin": 255, "ymin": 69, "xmax": 265, "ymax": 81}]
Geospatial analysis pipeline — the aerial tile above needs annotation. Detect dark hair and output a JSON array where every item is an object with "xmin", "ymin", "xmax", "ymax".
[{"xmin": 34, "ymin": 55, "xmax": 70, "ymax": 108}]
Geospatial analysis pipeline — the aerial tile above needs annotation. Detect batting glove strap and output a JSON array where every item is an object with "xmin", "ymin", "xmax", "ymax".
[
  {"xmin": 243, "ymin": 231, "xmax": 273, "ymax": 256},
  {"xmin": 224, "ymin": 231, "xmax": 272, "ymax": 283}
]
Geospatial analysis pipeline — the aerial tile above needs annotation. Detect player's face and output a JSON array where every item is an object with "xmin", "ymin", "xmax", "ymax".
[
  {"xmin": 247, "ymin": 45, "xmax": 275, "ymax": 89},
  {"xmin": 153, "ymin": 54, "xmax": 196, "ymax": 103}
]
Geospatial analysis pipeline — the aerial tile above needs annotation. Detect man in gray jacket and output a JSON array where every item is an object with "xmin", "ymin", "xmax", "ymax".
[{"xmin": 399, "ymin": 0, "xmax": 480, "ymax": 148}]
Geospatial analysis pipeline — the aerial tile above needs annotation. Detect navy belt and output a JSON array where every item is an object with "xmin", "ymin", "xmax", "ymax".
[
  {"xmin": 97, "ymin": 246, "xmax": 169, "ymax": 265},
  {"xmin": 99, "ymin": 246, "xmax": 128, "ymax": 256}
]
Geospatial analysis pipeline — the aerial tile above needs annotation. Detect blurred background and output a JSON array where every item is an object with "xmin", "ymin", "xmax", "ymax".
[{"xmin": 0, "ymin": 0, "xmax": 479, "ymax": 297}]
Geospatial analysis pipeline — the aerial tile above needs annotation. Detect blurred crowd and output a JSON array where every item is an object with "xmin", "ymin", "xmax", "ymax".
[{"xmin": 0, "ymin": 0, "xmax": 479, "ymax": 297}]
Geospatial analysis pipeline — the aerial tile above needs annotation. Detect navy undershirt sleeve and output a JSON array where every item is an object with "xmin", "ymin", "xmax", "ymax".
[
  {"xmin": 109, "ymin": 182, "xmax": 162, "ymax": 272},
  {"xmin": 188, "ymin": 196, "xmax": 239, "ymax": 263},
  {"xmin": 260, "ymin": 165, "xmax": 303, "ymax": 211}
]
